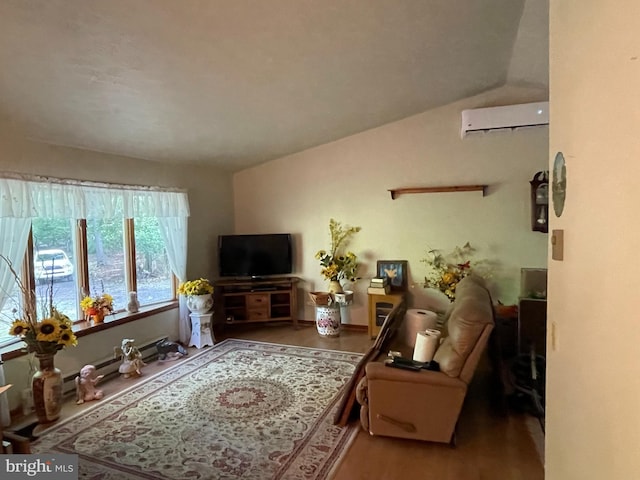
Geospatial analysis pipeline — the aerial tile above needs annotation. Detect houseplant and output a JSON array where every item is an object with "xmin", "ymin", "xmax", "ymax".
[
  {"xmin": 421, "ymin": 242, "xmax": 490, "ymax": 301},
  {"xmin": 80, "ymin": 292, "xmax": 114, "ymax": 324},
  {"xmin": 178, "ymin": 278, "xmax": 214, "ymax": 313},
  {"xmin": 3, "ymin": 255, "xmax": 78, "ymax": 425},
  {"xmin": 315, "ymin": 218, "xmax": 361, "ymax": 294}
]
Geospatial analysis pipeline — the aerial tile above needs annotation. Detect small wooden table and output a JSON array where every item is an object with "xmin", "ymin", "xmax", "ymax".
[{"xmin": 367, "ymin": 292, "xmax": 406, "ymax": 338}]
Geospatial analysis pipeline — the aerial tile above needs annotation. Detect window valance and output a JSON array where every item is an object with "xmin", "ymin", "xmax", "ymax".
[{"xmin": 0, "ymin": 178, "xmax": 190, "ymax": 219}]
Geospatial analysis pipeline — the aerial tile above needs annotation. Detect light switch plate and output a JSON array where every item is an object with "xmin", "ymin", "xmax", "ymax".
[{"xmin": 551, "ymin": 229, "xmax": 564, "ymax": 260}]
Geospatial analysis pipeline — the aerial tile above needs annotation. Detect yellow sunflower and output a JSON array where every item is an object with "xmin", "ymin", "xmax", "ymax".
[
  {"xmin": 9, "ymin": 320, "xmax": 30, "ymax": 336},
  {"xmin": 80, "ymin": 296, "xmax": 94, "ymax": 311},
  {"xmin": 58, "ymin": 330, "xmax": 78, "ymax": 347},
  {"xmin": 36, "ymin": 319, "xmax": 61, "ymax": 342}
]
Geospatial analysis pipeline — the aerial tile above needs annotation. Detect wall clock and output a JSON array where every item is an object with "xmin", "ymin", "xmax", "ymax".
[
  {"xmin": 530, "ymin": 171, "xmax": 549, "ymax": 233},
  {"xmin": 552, "ymin": 152, "xmax": 567, "ymax": 217}
]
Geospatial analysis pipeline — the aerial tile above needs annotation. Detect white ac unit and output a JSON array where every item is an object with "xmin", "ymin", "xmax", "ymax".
[{"xmin": 461, "ymin": 101, "xmax": 549, "ymax": 138}]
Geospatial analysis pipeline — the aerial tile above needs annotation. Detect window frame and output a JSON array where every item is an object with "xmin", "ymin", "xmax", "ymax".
[{"xmin": 0, "ymin": 216, "xmax": 178, "ymax": 351}]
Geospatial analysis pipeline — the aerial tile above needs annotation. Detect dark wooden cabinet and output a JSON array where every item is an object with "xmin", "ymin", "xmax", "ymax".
[
  {"xmin": 490, "ymin": 298, "xmax": 547, "ymax": 415},
  {"xmin": 214, "ymin": 277, "xmax": 299, "ymax": 327},
  {"xmin": 491, "ymin": 298, "xmax": 546, "ymax": 360},
  {"xmin": 518, "ymin": 298, "xmax": 547, "ymax": 355}
]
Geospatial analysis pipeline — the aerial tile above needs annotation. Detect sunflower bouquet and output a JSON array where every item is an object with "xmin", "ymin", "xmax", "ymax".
[
  {"xmin": 421, "ymin": 242, "xmax": 490, "ymax": 301},
  {"xmin": 315, "ymin": 219, "xmax": 361, "ymax": 282},
  {"xmin": 177, "ymin": 278, "xmax": 214, "ymax": 296},
  {"xmin": 80, "ymin": 293, "xmax": 114, "ymax": 317},
  {"xmin": 3, "ymin": 256, "xmax": 77, "ymax": 354},
  {"xmin": 9, "ymin": 308, "xmax": 77, "ymax": 354}
]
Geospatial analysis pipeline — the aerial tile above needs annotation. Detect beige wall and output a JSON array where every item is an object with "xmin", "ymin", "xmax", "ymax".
[
  {"xmin": 234, "ymin": 85, "xmax": 549, "ymax": 326},
  {"xmin": 2, "ymin": 310, "xmax": 178, "ymax": 409},
  {"xmin": 0, "ymin": 134, "xmax": 234, "ymax": 410},
  {"xmin": 547, "ymin": 2, "xmax": 640, "ymax": 478}
]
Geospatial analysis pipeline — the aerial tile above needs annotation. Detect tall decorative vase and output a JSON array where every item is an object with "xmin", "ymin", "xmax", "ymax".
[
  {"xmin": 186, "ymin": 294, "xmax": 213, "ymax": 314},
  {"xmin": 315, "ymin": 305, "xmax": 341, "ymax": 337},
  {"xmin": 32, "ymin": 352, "xmax": 63, "ymax": 425},
  {"xmin": 327, "ymin": 280, "xmax": 344, "ymax": 294}
]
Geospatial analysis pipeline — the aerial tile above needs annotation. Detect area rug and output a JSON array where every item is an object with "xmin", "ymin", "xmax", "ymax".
[{"xmin": 31, "ymin": 339, "xmax": 363, "ymax": 480}]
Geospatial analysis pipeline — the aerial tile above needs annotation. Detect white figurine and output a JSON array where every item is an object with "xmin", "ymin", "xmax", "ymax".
[
  {"xmin": 114, "ymin": 338, "xmax": 146, "ymax": 379},
  {"xmin": 127, "ymin": 291, "xmax": 140, "ymax": 313},
  {"xmin": 75, "ymin": 364, "xmax": 104, "ymax": 405}
]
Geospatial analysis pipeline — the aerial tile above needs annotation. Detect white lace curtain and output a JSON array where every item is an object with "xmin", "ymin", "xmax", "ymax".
[
  {"xmin": 0, "ymin": 177, "xmax": 190, "ymax": 426},
  {"xmin": 0, "ymin": 217, "xmax": 31, "ymax": 427},
  {"xmin": 0, "ymin": 178, "xmax": 189, "ymax": 219},
  {"xmin": 0, "ymin": 177, "xmax": 190, "ymax": 313},
  {"xmin": 158, "ymin": 217, "xmax": 190, "ymax": 345}
]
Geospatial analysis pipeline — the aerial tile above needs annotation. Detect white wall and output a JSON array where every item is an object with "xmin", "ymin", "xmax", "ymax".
[
  {"xmin": 234, "ymin": 85, "xmax": 549, "ymax": 326},
  {"xmin": 547, "ymin": 2, "xmax": 640, "ymax": 478}
]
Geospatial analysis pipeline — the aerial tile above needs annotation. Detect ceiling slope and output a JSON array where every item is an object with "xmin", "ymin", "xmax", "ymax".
[{"xmin": 0, "ymin": 0, "xmax": 533, "ymax": 171}]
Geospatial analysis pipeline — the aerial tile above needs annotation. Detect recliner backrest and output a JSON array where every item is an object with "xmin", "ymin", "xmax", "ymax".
[{"xmin": 433, "ymin": 275, "xmax": 494, "ymax": 380}]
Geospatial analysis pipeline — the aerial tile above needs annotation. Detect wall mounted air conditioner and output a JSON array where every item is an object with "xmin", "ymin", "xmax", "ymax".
[{"xmin": 461, "ymin": 101, "xmax": 549, "ymax": 138}]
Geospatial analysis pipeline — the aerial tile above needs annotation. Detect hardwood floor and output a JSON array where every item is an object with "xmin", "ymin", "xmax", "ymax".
[
  {"xmin": 218, "ymin": 323, "xmax": 545, "ymax": 480},
  {"xmin": 15, "ymin": 322, "xmax": 544, "ymax": 479}
]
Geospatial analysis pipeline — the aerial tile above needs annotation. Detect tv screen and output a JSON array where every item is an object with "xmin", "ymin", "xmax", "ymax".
[{"xmin": 218, "ymin": 234, "xmax": 293, "ymax": 278}]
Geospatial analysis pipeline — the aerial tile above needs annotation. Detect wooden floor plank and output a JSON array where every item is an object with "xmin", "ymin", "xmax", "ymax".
[
  {"xmin": 220, "ymin": 323, "xmax": 544, "ymax": 480},
  {"xmin": 14, "ymin": 322, "xmax": 544, "ymax": 480}
]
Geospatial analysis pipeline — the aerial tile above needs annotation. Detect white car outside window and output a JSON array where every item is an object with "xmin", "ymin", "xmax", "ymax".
[{"xmin": 34, "ymin": 249, "xmax": 74, "ymax": 283}]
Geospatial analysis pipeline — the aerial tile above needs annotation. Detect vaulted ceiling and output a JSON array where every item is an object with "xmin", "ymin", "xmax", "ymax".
[{"xmin": 0, "ymin": 0, "xmax": 548, "ymax": 171}]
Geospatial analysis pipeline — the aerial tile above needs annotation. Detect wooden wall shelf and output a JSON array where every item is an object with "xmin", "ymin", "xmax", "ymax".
[{"xmin": 388, "ymin": 185, "xmax": 488, "ymax": 199}]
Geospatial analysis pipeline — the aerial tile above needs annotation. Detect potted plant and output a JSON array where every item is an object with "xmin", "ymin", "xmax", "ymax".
[
  {"xmin": 178, "ymin": 278, "xmax": 214, "ymax": 313},
  {"xmin": 3, "ymin": 255, "xmax": 78, "ymax": 426},
  {"xmin": 421, "ymin": 242, "xmax": 491, "ymax": 301},
  {"xmin": 315, "ymin": 218, "xmax": 361, "ymax": 294},
  {"xmin": 80, "ymin": 292, "xmax": 114, "ymax": 324}
]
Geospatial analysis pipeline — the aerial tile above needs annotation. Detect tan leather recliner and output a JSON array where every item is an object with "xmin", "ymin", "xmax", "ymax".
[{"xmin": 356, "ymin": 275, "xmax": 495, "ymax": 444}]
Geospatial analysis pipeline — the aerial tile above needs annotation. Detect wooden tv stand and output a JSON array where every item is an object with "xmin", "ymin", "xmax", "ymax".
[{"xmin": 214, "ymin": 277, "xmax": 299, "ymax": 327}]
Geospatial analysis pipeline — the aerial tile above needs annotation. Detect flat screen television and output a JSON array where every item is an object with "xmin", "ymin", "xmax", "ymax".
[{"xmin": 218, "ymin": 233, "xmax": 293, "ymax": 278}]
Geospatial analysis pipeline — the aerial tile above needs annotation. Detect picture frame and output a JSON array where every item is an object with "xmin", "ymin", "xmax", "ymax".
[{"xmin": 376, "ymin": 260, "xmax": 408, "ymax": 292}]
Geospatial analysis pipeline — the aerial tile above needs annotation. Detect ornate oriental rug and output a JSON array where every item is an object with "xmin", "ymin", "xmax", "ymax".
[{"xmin": 32, "ymin": 339, "xmax": 362, "ymax": 480}]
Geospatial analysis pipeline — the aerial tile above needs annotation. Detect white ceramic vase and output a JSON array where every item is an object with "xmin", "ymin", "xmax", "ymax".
[
  {"xmin": 186, "ymin": 294, "xmax": 213, "ymax": 314},
  {"xmin": 315, "ymin": 305, "xmax": 341, "ymax": 337}
]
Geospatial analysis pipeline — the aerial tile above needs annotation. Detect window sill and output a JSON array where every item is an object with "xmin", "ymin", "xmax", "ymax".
[{"xmin": 0, "ymin": 301, "xmax": 178, "ymax": 361}]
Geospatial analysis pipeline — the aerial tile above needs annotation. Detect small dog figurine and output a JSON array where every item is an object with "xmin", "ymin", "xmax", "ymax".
[
  {"xmin": 156, "ymin": 339, "xmax": 188, "ymax": 361},
  {"xmin": 75, "ymin": 364, "xmax": 104, "ymax": 405}
]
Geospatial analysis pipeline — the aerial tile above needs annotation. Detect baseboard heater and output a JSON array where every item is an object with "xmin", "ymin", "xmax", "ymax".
[{"xmin": 61, "ymin": 336, "xmax": 168, "ymax": 397}]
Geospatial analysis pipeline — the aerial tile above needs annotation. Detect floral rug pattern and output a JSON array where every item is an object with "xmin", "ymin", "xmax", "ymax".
[{"xmin": 32, "ymin": 339, "xmax": 362, "ymax": 480}]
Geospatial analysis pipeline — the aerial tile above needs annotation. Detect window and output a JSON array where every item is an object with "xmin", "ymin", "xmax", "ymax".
[
  {"xmin": 134, "ymin": 217, "xmax": 173, "ymax": 306},
  {"xmin": 87, "ymin": 218, "xmax": 126, "ymax": 311},
  {"xmin": 0, "ymin": 280, "xmax": 22, "ymax": 347},
  {"xmin": 32, "ymin": 218, "xmax": 79, "ymax": 320},
  {"xmin": 0, "ymin": 216, "xmax": 177, "ymax": 347},
  {"xmin": 0, "ymin": 177, "xmax": 189, "ymax": 349}
]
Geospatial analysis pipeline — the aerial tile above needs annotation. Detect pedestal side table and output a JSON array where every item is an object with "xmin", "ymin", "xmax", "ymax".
[{"xmin": 189, "ymin": 312, "xmax": 215, "ymax": 348}]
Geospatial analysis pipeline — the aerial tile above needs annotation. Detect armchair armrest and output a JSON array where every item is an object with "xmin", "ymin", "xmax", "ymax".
[
  {"xmin": 363, "ymin": 361, "xmax": 467, "ymax": 443},
  {"xmin": 365, "ymin": 361, "xmax": 467, "ymax": 389}
]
